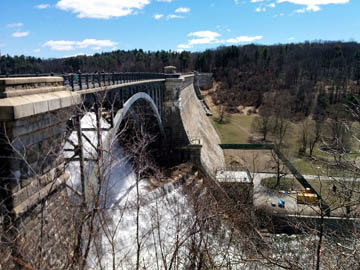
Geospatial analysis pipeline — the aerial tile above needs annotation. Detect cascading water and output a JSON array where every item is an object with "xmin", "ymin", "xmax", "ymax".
[
  {"xmin": 63, "ymin": 113, "xmax": 333, "ymax": 269},
  {"xmin": 64, "ymin": 112, "xmax": 194, "ymax": 269}
]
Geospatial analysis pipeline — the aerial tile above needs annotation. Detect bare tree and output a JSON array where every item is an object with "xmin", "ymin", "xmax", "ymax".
[
  {"xmin": 308, "ymin": 119, "xmax": 323, "ymax": 158},
  {"xmin": 298, "ymin": 118, "xmax": 323, "ymax": 157},
  {"xmin": 217, "ymin": 105, "xmax": 229, "ymax": 124},
  {"xmin": 251, "ymin": 107, "xmax": 274, "ymax": 142},
  {"xmin": 272, "ymin": 107, "xmax": 291, "ymax": 147}
]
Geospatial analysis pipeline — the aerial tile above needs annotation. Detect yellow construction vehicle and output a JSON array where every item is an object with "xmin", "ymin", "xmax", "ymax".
[{"xmin": 297, "ymin": 188, "xmax": 319, "ymax": 204}]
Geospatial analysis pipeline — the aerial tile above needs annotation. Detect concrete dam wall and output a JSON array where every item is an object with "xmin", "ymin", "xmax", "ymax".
[{"xmin": 179, "ymin": 83, "xmax": 225, "ymax": 176}]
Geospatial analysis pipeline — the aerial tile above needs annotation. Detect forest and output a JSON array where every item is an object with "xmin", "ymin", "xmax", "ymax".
[{"xmin": 2, "ymin": 41, "xmax": 360, "ymax": 119}]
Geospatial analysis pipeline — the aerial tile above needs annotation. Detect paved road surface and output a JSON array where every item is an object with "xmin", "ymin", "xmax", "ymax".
[{"xmin": 251, "ymin": 173, "xmax": 350, "ymax": 217}]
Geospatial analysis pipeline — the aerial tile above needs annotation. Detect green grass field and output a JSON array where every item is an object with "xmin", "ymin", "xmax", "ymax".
[
  {"xmin": 203, "ymin": 89, "xmax": 359, "ymax": 177},
  {"xmin": 260, "ymin": 177, "xmax": 302, "ymax": 191},
  {"xmin": 211, "ymin": 114, "xmax": 255, "ymax": 144},
  {"xmin": 211, "ymin": 111, "xmax": 358, "ymax": 177}
]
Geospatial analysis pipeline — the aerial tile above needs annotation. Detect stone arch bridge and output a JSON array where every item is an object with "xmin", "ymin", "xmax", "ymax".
[{"xmin": 0, "ymin": 71, "xmax": 224, "ymax": 268}]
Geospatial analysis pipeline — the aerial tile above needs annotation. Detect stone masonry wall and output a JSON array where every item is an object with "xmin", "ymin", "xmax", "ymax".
[
  {"xmin": 163, "ymin": 76, "xmax": 191, "ymax": 147},
  {"xmin": 0, "ymin": 77, "xmax": 81, "ymax": 269}
]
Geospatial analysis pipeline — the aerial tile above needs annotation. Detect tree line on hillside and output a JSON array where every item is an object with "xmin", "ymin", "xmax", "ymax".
[
  {"xmin": 2, "ymin": 41, "xmax": 360, "ymax": 119},
  {"xmin": 0, "ymin": 49, "xmax": 192, "ymax": 74},
  {"xmin": 206, "ymin": 41, "xmax": 360, "ymax": 120}
]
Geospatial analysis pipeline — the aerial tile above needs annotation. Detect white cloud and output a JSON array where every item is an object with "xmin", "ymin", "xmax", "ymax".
[
  {"xmin": 306, "ymin": 4, "xmax": 321, "ymax": 11},
  {"xmin": 43, "ymin": 39, "xmax": 118, "ymax": 51},
  {"xmin": 177, "ymin": 31, "xmax": 222, "ymax": 50},
  {"xmin": 188, "ymin": 31, "xmax": 221, "ymax": 45},
  {"xmin": 178, "ymin": 44, "xmax": 191, "ymax": 49},
  {"xmin": 35, "ymin": 4, "xmax": 50, "ymax": 9},
  {"xmin": 294, "ymin": 4, "xmax": 320, "ymax": 12},
  {"xmin": 34, "ymin": 49, "xmax": 41, "ymax": 53},
  {"xmin": 166, "ymin": 14, "xmax": 184, "ymax": 20},
  {"xmin": 277, "ymin": 0, "xmax": 348, "ymax": 12},
  {"xmin": 175, "ymin": 7, "xmax": 190, "ymax": 13},
  {"xmin": 188, "ymin": 31, "xmax": 221, "ymax": 39},
  {"xmin": 277, "ymin": 0, "xmax": 348, "ymax": 4},
  {"xmin": 157, "ymin": 0, "xmax": 172, "ymax": 2},
  {"xmin": 12, "ymin": 31, "xmax": 29, "ymax": 38},
  {"xmin": 153, "ymin": 14, "xmax": 164, "ymax": 20},
  {"xmin": 7, "ymin": 22, "xmax": 23, "ymax": 28},
  {"xmin": 256, "ymin": 7, "xmax": 267, "ymax": 11},
  {"xmin": 43, "ymin": 40, "xmax": 77, "ymax": 51},
  {"xmin": 178, "ymin": 30, "xmax": 263, "ymax": 51},
  {"xmin": 77, "ymin": 39, "xmax": 117, "ymax": 48},
  {"xmin": 288, "ymin": 37, "xmax": 296, "ymax": 40},
  {"xmin": 56, "ymin": 0, "xmax": 150, "ymax": 19},
  {"xmin": 251, "ymin": 0, "xmax": 348, "ymax": 13},
  {"xmin": 226, "ymin": 35, "xmax": 263, "ymax": 43},
  {"xmin": 189, "ymin": 38, "xmax": 216, "ymax": 45}
]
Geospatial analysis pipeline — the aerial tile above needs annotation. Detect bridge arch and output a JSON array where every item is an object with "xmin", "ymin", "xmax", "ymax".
[
  {"xmin": 82, "ymin": 92, "xmax": 165, "ymax": 200},
  {"xmin": 105, "ymin": 92, "xmax": 165, "ymax": 151}
]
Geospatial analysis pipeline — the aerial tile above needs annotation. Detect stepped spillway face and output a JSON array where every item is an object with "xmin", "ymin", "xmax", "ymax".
[{"xmin": 180, "ymin": 83, "xmax": 225, "ymax": 175}]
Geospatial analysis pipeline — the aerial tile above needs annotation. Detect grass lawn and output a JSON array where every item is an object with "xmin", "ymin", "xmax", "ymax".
[
  {"xmin": 211, "ymin": 114, "xmax": 255, "ymax": 144},
  {"xmin": 261, "ymin": 177, "xmax": 302, "ymax": 191},
  {"xmin": 203, "ymin": 88, "xmax": 360, "ymax": 178}
]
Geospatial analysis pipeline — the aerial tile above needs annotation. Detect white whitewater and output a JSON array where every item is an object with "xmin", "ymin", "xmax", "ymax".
[
  {"xmin": 65, "ymin": 113, "xmax": 193, "ymax": 269},
  {"xmin": 64, "ymin": 113, "xmax": 313, "ymax": 269}
]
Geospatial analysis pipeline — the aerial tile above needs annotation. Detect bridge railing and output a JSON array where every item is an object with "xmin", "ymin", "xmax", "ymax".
[{"xmin": 0, "ymin": 72, "xmax": 169, "ymax": 91}]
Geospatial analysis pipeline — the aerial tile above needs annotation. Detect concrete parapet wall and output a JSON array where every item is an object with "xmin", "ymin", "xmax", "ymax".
[
  {"xmin": 0, "ymin": 77, "xmax": 81, "ymax": 121},
  {"xmin": 0, "ymin": 77, "xmax": 64, "ymax": 98},
  {"xmin": 195, "ymin": 73, "xmax": 213, "ymax": 90}
]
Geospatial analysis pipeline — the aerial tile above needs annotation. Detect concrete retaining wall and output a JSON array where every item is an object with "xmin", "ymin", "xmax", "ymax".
[{"xmin": 266, "ymin": 214, "xmax": 359, "ymax": 234}]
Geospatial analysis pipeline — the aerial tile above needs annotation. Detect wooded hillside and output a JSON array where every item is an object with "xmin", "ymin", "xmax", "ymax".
[{"xmin": 2, "ymin": 41, "xmax": 360, "ymax": 119}]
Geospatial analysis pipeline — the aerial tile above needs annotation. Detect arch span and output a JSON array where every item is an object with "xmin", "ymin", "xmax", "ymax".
[
  {"xmin": 106, "ymin": 92, "xmax": 165, "ymax": 150},
  {"xmin": 80, "ymin": 92, "xmax": 165, "ymax": 199}
]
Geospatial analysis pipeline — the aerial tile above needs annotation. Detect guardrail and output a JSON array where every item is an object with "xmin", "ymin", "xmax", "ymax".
[{"xmin": 0, "ymin": 72, "xmax": 175, "ymax": 91}]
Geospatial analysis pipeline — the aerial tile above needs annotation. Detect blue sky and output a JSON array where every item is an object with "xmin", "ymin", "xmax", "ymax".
[{"xmin": 0, "ymin": 0, "xmax": 358, "ymax": 58}]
